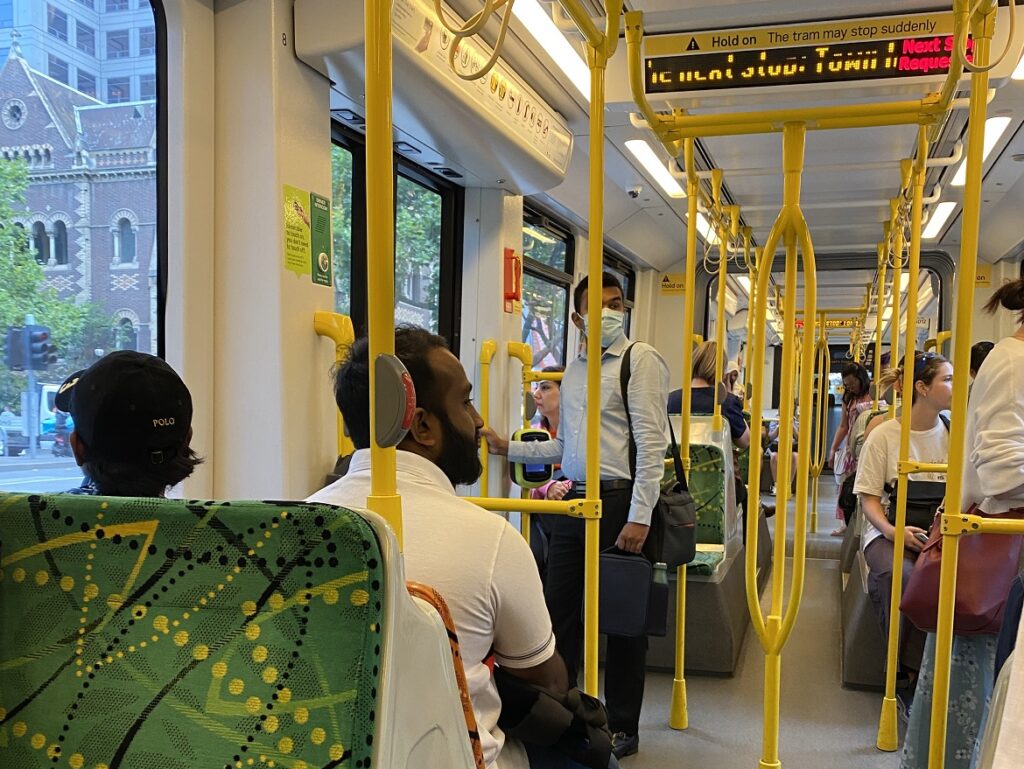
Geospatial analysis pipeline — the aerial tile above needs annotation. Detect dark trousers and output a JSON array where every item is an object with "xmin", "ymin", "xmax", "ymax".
[
  {"xmin": 545, "ymin": 486, "xmax": 647, "ymax": 735},
  {"xmin": 864, "ymin": 536, "xmax": 926, "ymax": 673}
]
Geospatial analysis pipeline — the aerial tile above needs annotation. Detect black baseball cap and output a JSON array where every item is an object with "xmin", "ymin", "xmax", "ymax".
[{"xmin": 55, "ymin": 351, "xmax": 192, "ymax": 464}]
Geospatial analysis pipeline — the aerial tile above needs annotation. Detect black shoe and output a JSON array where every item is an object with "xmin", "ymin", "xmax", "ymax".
[
  {"xmin": 611, "ymin": 732, "xmax": 639, "ymax": 759},
  {"xmin": 895, "ymin": 690, "xmax": 913, "ymax": 726}
]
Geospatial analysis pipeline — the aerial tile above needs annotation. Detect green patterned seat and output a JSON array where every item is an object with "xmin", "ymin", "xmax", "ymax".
[
  {"xmin": 687, "ymin": 444, "xmax": 727, "ymax": 575},
  {"xmin": 0, "ymin": 492, "xmax": 384, "ymax": 769}
]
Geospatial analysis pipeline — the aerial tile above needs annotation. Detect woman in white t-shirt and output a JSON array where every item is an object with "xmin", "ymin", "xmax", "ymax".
[{"xmin": 854, "ymin": 352, "xmax": 952, "ymax": 684}]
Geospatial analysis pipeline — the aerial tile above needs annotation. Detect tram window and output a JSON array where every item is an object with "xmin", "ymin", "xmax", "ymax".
[
  {"xmin": 0, "ymin": 0, "xmax": 162, "ymax": 463},
  {"xmin": 330, "ymin": 125, "xmax": 463, "ymax": 347},
  {"xmin": 521, "ymin": 209, "xmax": 574, "ymax": 367}
]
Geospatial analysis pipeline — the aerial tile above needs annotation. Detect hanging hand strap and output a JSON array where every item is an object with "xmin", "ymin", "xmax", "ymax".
[{"xmin": 620, "ymin": 344, "xmax": 688, "ymax": 492}]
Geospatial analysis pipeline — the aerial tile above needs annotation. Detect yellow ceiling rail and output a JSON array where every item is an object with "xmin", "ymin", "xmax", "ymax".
[
  {"xmin": 741, "ymin": 122, "xmax": 818, "ymax": 769},
  {"xmin": 930, "ymin": 4, "xmax": 998, "ymax": 767},
  {"xmin": 313, "ymin": 311, "xmax": 357, "ymax": 459},
  {"xmin": 877, "ymin": 125, "xmax": 930, "ymax": 752}
]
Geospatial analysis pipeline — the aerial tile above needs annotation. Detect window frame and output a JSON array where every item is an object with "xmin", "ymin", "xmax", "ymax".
[
  {"xmin": 602, "ymin": 250, "xmax": 636, "ymax": 333},
  {"xmin": 76, "ymin": 21, "xmax": 95, "ymax": 56},
  {"xmin": 77, "ymin": 68, "xmax": 96, "ymax": 97},
  {"xmin": 106, "ymin": 29, "xmax": 130, "ymax": 59},
  {"xmin": 139, "ymin": 25, "xmax": 155, "ymax": 56},
  {"xmin": 330, "ymin": 122, "xmax": 463, "ymax": 351},
  {"xmin": 47, "ymin": 54, "xmax": 69, "ymax": 85},
  {"xmin": 522, "ymin": 205, "xmax": 575, "ymax": 366},
  {"xmin": 139, "ymin": 72, "xmax": 155, "ymax": 100},
  {"xmin": 107, "ymin": 75, "xmax": 130, "ymax": 102},
  {"xmin": 46, "ymin": 5, "xmax": 68, "ymax": 42}
]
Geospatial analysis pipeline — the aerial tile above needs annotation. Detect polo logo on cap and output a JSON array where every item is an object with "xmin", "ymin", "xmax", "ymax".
[
  {"xmin": 152, "ymin": 417, "xmax": 176, "ymax": 427},
  {"xmin": 59, "ymin": 378, "xmax": 79, "ymax": 394}
]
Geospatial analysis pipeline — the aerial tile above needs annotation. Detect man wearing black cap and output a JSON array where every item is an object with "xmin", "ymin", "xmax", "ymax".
[{"xmin": 56, "ymin": 350, "xmax": 202, "ymax": 497}]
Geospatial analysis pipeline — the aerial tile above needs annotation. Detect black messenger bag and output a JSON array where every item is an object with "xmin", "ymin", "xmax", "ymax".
[
  {"xmin": 621, "ymin": 344, "xmax": 697, "ymax": 568},
  {"xmin": 884, "ymin": 479, "xmax": 947, "ymax": 530}
]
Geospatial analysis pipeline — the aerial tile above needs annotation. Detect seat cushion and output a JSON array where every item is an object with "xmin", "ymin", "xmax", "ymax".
[
  {"xmin": 688, "ymin": 444, "xmax": 727, "ymax": 545},
  {"xmin": 0, "ymin": 492, "xmax": 384, "ymax": 769}
]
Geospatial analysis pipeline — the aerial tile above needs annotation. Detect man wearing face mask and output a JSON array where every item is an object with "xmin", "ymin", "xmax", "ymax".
[{"xmin": 483, "ymin": 272, "xmax": 670, "ymax": 759}]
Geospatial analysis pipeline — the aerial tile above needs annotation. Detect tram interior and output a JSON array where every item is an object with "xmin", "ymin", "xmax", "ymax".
[{"xmin": 3, "ymin": 0, "xmax": 1024, "ymax": 768}]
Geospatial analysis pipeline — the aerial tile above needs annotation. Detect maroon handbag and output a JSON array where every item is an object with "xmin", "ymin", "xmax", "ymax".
[{"xmin": 900, "ymin": 504, "xmax": 1024, "ymax": 635}]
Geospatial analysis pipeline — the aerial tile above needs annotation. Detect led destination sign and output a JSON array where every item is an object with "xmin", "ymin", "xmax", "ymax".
[{"xmin": 645, "ymin": 34, "xmax": 973, "ymax": 93}]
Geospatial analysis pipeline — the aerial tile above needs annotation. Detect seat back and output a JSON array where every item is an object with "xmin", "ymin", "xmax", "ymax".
[{"xmin": 0, "ymin": 492, "xmax": 472, "ymax": 769}]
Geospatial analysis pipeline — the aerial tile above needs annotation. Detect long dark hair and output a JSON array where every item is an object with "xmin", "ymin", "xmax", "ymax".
[
  {"xmin": 985, "ymin": 278, "xmax": 1024, "ymax": 324},
  {"xmin": 841, "ymin": 362, "xmax": 871, "ymax": 406}
]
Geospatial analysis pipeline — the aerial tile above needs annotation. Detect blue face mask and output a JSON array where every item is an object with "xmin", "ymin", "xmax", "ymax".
[{"xmin": 582, "ymin": 308, "xmax": 625, "ymax": 347}]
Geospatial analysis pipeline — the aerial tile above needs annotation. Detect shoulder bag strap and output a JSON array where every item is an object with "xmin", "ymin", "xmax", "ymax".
[{"xmin": 619, "ymin": 343, "xmax": 688, "ymax": 492}]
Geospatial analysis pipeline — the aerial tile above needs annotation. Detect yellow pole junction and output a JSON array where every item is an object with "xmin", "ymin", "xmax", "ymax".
[
  {"xmin": 930, "ymin": 4, "xmax": 997, "ymax": 767},
  {"xmin": 314, "ymin": 311, "xmax": 357, "ymax": 458},
  {"xmin": 877, "ymin": 126, "xmax": 931, "ymax": 751},
  {"xmin": 364, "ymin": 0, "xmax": 403, "ymax": 548}
]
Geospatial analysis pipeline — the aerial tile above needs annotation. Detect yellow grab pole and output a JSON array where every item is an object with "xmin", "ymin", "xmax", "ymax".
[
  {"xmin": 742, "ymin": 123, "xmax": 814, "ymax": 769},
  {"xmin": 873, "ymin": 244, "xmax": 888, "ymax": 412},
  {"xmin": 364, "ymin": 0, "xmax": 403, "ymax": 548},
  {"xmin": 810, "ymin": 318, "xmax": 828, "ymax": 534},
  {"xmin": 668, "ymin": 137, "xmax": 702, "ymax": 731},
  {"xmin": 314, "ymin": 311, "xmax": 357, "ymax": 458},
  {"xmin": 888, "ymin": 201, "xmax": 904, "ymax": 420},
  {"xmin": 508, "ymin": 341, "xmax": 535, "ymax": 543},
  {"xmin": 478, "ymin": 340, "xmax": 498, "ymax": 497},
  {"xmin": 878, "ymin": 128, "xmax": 929, "ymax": 751},
  {"xmin": 930, "ymin": 6, "xmax": 995, "ymax": 768},
  {"xmin": 712, "ymin": 170, "xmax": 727, "ymax": 435},
  {"xmin": 744, "ymin": 232, "xmax": 757, "ymax": 413}
]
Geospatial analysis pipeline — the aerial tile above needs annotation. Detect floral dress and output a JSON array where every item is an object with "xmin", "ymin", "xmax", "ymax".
[
  {"xmin": 899, "ymin": 633, "xmax": 996, "ymax": 769},
  {"xmin": 836, "ymin": 394, "xmax": 875, "ymax": 521}
]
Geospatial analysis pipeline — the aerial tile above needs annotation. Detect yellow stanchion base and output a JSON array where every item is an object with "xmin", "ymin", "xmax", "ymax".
[
  {"xmin": 810, "ymin": 511, "xmax": 818, "ymax": 534},
  {"xmin": 876, "ymin": 696, "xmax": 899, "ymax": 751},
  {"xmin": 669, "ymin": 678, "xmax": 688, "ymax": 730},
  {"xmin": 758, "ymin": 760, "xmax": 782, "ymax": 769}
]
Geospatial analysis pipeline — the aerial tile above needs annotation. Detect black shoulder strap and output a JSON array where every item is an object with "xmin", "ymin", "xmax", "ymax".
[
  {"xmin": 940, "ymin": 413, "xmax": 951, "ymax": 432},
  {"xmin": 620, "ymin": 344, "xmax": 688, "ymax": 492}
]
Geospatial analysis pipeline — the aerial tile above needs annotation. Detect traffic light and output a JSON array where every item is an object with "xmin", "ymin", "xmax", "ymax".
[
  {"xmin": 27, "ymin": 325, "xmax": 57, "ymax": 371},
  {"xmin": 3, "ymin": 327, "xmax": 25, "ymax": 371}
]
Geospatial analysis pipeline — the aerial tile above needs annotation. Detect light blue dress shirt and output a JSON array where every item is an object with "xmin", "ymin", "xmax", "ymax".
[{"xmin": 507, "ymin": 333, "xmax": 670, "ymax": 526}]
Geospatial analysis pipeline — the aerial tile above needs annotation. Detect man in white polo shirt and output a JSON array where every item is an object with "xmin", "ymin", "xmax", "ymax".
[{"xmin": 308, "ymin": 326, "xmax": 569, "ymax": 769}]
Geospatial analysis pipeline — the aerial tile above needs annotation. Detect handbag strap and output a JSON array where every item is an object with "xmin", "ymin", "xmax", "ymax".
[{"xmin": 620, "ymin": 343, "xmax": 688, "ymax": 492}]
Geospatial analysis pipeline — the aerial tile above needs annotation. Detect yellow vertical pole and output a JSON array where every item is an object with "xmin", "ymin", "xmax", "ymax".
[
  {"xmin": 478, "ymin": 340, "xmax": 497, "ymax": 497},
  {"xmin": 873, "ymin": 245, "xmax": 888, "ymax": 412},
  {"xmin": 810, "ymin": 316, "xmax": 828, "ymax": 534},
  {"xmin": 669, "ymin": 137, "xmax": 701, "ymax": 731},
  {"xmin": 582, "ymin": 44, "xmax": 607, "ymax": 699},
  {"xmin": 364, "ymin": 0, "xmax": 403, "ymax": 548},
  {"xmin": 744, "ymin": 231, "xmax": 757, "ymax": 414},
  {"xmin": 888, "ymin": 201, "xmax": 904, "ymax": 419},
  {"xmin": 930, "ymin": 6, "xmax": 994, "ymax": 767},
  {"xmin": 877, "ymin": 129, "xmax": 929, "ymax": 751},
  {"xmin": 711, "ymin": 171, "xmax": 727, "ymax": 435}
]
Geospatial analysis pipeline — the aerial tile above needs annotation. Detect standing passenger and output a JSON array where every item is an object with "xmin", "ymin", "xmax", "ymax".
[
  {"xmin": 830, "ymin": 362, "xmax": 875, "ymax": 535},
  {"xmin": 901, "ymin": 285, "xmax": 1024, "ymax": 768},
  {"xmin": 483, "ymin": 272, "xmax": 670, "ymax": 760},
  {"xmin": 310, "ymin": 326, "xmax": 572, "ymax": 769},
  {"xmin": 530, "ymin": 366, "xmax": 571, "ymax": 579}
]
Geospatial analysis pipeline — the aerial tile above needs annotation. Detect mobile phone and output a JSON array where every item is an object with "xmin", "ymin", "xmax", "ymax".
[{"xmin": 914, "ymin": 532, "xmax": 929, "ymax": 544}]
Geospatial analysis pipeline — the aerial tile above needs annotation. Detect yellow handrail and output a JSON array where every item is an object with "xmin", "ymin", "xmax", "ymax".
[
  {"xmin": 743, "ymin": 232, "xmax": 757, "ymax": 414},
  {"xmin": 478, "ymin": 340, "xmax": 497, "ymax": 497},
  {"xmin": 930, "ymin": 4, "xmax": 997, "ymax": 767},
  {"xmin": 888, "ymin": 197, "xmax": 905, "ymax": 420},
  {"xmin": 364, "ymin": 0, "xmax": 403, "ymax": 549},
  {"xmin": 741, "ymin": 122, "xmax": 817, "ymax": 769},
  {"xmin": 873, "ymin": 244, "xmax": 889, "ymax": 412},
  {"xmin": 314, "ymin": 311, "xmax": 357, "ymax": 458},
  {"xmin": 809, "ymin": 319, "xmax": 829, "ymax": 534},
  {"xmin": 712, "ymin": 170, "xmax": 728, "ymax": 436},
  {"xmin": 877, "ymin": 126, "xmax": 930, "ymax": 752}
]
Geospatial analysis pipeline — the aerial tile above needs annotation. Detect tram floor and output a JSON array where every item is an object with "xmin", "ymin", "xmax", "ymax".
[{"xmin": 619, "ymin": 478, "xmax": 901, "ymax": 768}]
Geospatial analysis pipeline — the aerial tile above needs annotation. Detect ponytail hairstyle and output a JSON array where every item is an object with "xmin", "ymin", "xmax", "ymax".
[
  {"xmin": 840, "ymin": 362, "xmax": 871, "ymax": 406},
  {"xmin": 984, "ymin": 278, "xmax": 1024, "ymax": 324},
  {"xmin": 877, "ymin": 351, "xmax": 950, "ymax": 406}
]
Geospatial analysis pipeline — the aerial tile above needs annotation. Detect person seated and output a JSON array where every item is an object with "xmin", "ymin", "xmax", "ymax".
[
  {"xmin": 764, "ymin": 418, "xmax": 797, "ymax": 496},
  {"xmin": 55, "ymin": 350, "xmax": 202, "ymax": 497},
  {"xmin": 667, "ymin": 341, "xmax": 770, "ymax": 520},
  {"xmin": 970, "ymin": 339, "xmax": 994, "ymax": 382},
  {"xmin": 308, "ymin": 326, "xmax": 578, "ymax": 769}
]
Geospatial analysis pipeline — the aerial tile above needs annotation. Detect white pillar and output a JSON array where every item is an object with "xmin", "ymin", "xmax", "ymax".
[
  {"xmin": 111, "ymin": 227, "xmax": 120, "ymax": 265},
  {"xmin": 46, "ymin": 229, "xmax": 56, "ymax": 266}
]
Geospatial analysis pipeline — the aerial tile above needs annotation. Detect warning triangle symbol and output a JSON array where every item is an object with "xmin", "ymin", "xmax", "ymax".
[
  {"xmin": 662, "ymin": 275, "xmax": 670, "ymax": 283},
  {"xmin": 686, "ymin": 37, "xmax": 700, "ymax": 51}
]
